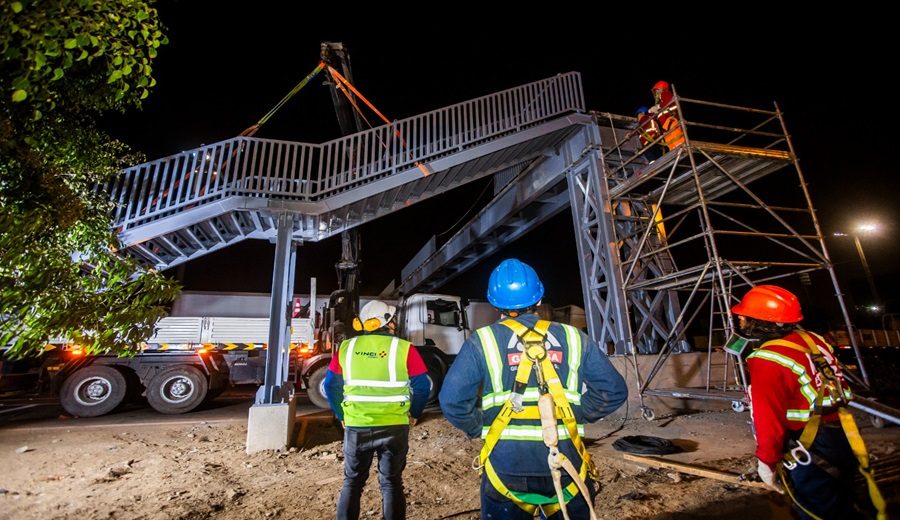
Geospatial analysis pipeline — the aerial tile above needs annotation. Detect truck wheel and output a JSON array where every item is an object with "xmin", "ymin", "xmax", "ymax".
[
  {"xmin": 423, "ymin": 356, "xmax": 445, "ymax": 404},
  {"xmin": 146, "ymin": 365, "xmax": 208, "ymax": 414},
  {"xmin": 60, "ymin": 366, "xmax": 127, "ymax": 417},
  {"xmin": 306, "ymin": 366, "xmax": 330, "ymax": 410}
]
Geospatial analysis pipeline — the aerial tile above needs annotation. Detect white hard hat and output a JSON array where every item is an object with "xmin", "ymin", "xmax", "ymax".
[{"xmin": 355, "ymin": 300, "xmax": 397, "ymax": 332}]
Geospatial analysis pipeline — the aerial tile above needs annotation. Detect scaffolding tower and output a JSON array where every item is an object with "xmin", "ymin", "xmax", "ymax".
[{"xmin": 589, "ymin": 87, "xmax": 865, "ymax": 419}]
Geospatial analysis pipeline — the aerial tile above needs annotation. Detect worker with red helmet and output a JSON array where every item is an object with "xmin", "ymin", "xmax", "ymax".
[
  {"xmin": 731, "ymin": 285, "xmax": 885, "ymax": 519},
  {"xmin": 649, "ymin": 80, "xmax": 685, "ymax": 151}
]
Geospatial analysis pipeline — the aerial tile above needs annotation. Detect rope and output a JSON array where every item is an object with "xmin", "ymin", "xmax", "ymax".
[
  {"xmin": 778, "ymin": 466, "xmax": 825, "ymax": 520},
  {"xmin": 329, "ymin": 72, "xmax": 393, "ymax": 154},
  {"xmin": 326, "ymin": 66, "xmax": 432, "ymax": 177},
  {"xmin": 435, "ymin": 179, "xmax": 494, "ymax": 238},
  {"xmin": 611, "ymin": 435, "xmax": 681, "ymax": 455}
]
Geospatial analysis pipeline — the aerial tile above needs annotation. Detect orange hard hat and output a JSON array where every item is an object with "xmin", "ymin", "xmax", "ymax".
[
  {"xmin": 731, "ymin": 285, "xmax": 803, "ymax": 323},
  {"xmin": 652, "ymin": 80, "xmax": 670, "ymax": 91}
]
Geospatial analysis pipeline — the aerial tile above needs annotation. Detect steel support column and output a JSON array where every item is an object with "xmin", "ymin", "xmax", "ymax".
[
  {"xmin": 567, "ymin": 125, "xmax": 633, "ymax": 354},
  {"xmin": 256, "ymin": 212, "xmax": 297, "ymax": 404}
]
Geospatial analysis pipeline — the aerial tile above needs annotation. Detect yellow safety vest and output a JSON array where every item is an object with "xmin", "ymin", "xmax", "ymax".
[{"xmin": 339, "ymin": 334, "xmax": 411, "ymax": 427}]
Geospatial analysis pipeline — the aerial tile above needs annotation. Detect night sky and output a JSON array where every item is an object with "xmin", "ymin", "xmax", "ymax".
[{"xmin": 104, "ymin": 5, "xmax": 897, "ymax": 326}]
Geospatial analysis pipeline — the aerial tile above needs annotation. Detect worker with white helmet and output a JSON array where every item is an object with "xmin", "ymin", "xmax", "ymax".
[{"xmin": 325, "ymin": 299, "xmax": 430, "ymax": 520}]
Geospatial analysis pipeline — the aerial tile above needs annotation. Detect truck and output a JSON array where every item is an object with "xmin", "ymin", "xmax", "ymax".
[
  {"xmin": 0, "ymin": 291, "xmax": 498, "ymax": 417},
  {"xmin": 0, "ymin": 292, "xmax": 317, "ymax": 418},
  {"xmin": 1, "ymin": 343, "xmax": 232, "ymax": 418}
]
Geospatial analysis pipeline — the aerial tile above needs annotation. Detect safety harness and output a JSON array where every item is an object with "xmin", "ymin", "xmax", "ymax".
[
  {"xmin": 763, "ymin": 330, "xmax": 887, "ymax": 520},
  {"xmin": 476, "ymin": 319, "xmax": 599, "ymax": 520}
]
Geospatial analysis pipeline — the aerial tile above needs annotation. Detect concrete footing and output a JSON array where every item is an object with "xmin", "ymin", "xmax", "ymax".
[{"xmin": 245, "ymin": 398, "xmax": 297, "ymax": 454}]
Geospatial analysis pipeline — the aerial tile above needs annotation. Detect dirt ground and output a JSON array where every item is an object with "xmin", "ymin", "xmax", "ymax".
[{"xmin": 1, "ymin": 405, "xmax": 898, "ymax": 520}]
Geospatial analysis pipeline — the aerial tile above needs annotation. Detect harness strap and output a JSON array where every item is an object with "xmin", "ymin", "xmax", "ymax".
[
  {"xmin": 549, "ymin": 447, "xmax": 596, "ymax": 520},
  {"xmin": 478, "ymin": 319, "xmax": 597, "ymax": 519},
  {"xmin": 838, "ymin": 408, "xmax": 887, "ymax": 519},
  {"xmin": 771, "ymin": 331, "xmax": 886, "ymax": 519}
]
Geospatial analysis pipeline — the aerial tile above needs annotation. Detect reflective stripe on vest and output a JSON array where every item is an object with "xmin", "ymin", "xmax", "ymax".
[
  {"xmin": 476, "ymin": 325, "xmax": 583, "ymax": 410},
  {"xmin": 747, "ymin": 349, "xmax": 817, "ymax": 406},
  {"xmin": 747, "ymin": 344, "xmax": 851, "ymax": 422},
  {"xmin": 475, "ymin": 321, "xmax": 585, "ymax": 439},
  {"xmin": 481, "ymin": 424, "xmax": 586, "ymax": 441},
  {"xmin": 482, "ymin": 388, "xmax": 582, "ymax": 410},
  {"xmin": 561, "ymin": 324, "xmax": 581, "ymax": 392},
  {"xmin": 340, "ymin": 335, "xmax": 411, "ymax": 427},
  {"xmin": 478, "ymin": 326, "xmax": 504, "ymax": 396}
]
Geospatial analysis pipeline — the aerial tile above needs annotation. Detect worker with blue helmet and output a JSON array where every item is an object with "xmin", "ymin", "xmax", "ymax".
[
  {"xmin": 441, "ymin": 258, "xmax": 627, "ymax": 519},
  {"xmin": 486, "ymin": 258, "xmax": 545, "ymax": 311},
  {"xmin": 635, "ymin": 105, "xmax": 662, "ymax": 164}
]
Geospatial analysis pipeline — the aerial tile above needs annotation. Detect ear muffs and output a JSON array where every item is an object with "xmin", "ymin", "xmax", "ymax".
[{"xmin": 352, "ymin": 317, "xmax": 383, "ymax": 332}]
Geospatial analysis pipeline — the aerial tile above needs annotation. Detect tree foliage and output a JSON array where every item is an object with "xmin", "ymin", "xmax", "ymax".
[{"xmin": 1, "ymin": 0, "xmax": 180, "ymax": 358}]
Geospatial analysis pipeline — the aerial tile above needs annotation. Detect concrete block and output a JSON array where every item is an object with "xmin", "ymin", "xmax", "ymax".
[{"xmin": 245, "ymin": 397, "xmax": 296, "ymax": 454}]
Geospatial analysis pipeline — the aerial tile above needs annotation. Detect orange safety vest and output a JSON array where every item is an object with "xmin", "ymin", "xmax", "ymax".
[{"xmin": 661, "ymin": 116, "xmax": 685, "ymax": 150}]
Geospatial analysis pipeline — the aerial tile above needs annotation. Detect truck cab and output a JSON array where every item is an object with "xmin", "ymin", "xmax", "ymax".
[{"xmin": 397, "ymin": 294, "xmax": 498, "ymax": 401}]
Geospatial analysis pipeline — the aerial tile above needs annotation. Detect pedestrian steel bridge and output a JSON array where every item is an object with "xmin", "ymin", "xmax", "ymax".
[
  {"xmin": 110, "ymin": 73, "xmax": 586, "ymax": 269},
  {"xmin": 109, "ymin": 72, "xmax": 866, "ymax": 407}
]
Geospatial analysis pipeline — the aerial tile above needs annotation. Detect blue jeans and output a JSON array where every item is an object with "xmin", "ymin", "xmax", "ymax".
[
  {"xmin": 337, "ymin": 425, "xmax": 409, "ymax": 520},
  {"xmin": 481, "ymin": 472, "xmax": 597, "ymax": 520},
  {"xmin": 783, "ymin": 424, "xmax": 868, "ymax": 520}
]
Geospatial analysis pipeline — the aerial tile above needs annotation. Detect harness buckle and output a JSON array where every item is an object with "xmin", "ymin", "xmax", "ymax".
[
  {"xmin": 784, "ymin": 442, "xmax": 812, "ymax": 470},
  {"xmin": 509, "ymin": 392, "xmax": 525, "ymax": 413},
  {"xmin": 524, "ymin": 343, "xmax": 547, "ymax": 362}
]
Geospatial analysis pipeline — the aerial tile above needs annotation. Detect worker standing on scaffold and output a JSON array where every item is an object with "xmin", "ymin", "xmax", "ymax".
[
  {"xmin": 649, "ymin": 80, "xmax": 685, "ymax": 151},
  {"xmin": 440, "ymin": 258, "xmax": 627, "ymax": 519},
  {"xmin": 730, "ymin": 285, "xmax": 886, "ymax": 520}
]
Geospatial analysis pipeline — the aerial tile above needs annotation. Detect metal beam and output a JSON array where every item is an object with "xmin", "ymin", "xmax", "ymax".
[
  {"xmin": 256, "ymin": 212, "xmax": 296, "ymax": 405},
  {"xmin": 397, "ymin": 137, "xmax": 585, "ymax": 295}
]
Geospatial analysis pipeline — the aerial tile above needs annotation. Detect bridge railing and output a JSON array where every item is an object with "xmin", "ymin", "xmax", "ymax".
[{"xmin": 111, "ymin": 72, "xmax": 584, "ymax": 231}]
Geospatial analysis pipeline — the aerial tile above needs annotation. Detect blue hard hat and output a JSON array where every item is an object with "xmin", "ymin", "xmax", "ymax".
[
  {"xmin": 635, "ymin": 106, "xmax": 650, "ymax": 115},
  {"xmin": 487, "ymin": 259, "xmax": 545, "ymax": 310}
]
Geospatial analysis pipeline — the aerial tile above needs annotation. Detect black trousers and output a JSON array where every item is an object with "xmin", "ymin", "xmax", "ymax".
[
  {"xmin": 783, "ymin": 424, "xmax": 869, "ymax": 520},
  {"xmin": 337, "ymin": 425, "xmax": 409, "ymax": 520}
]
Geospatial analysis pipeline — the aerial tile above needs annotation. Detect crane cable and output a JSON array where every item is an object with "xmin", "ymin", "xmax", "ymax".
[
  {"xmin": 240, "ymin": 61, "xmax": 327, "ymax": 137},
  {"xmin": 147, "ymin": 61, "xmax": 327, "ymax": 215},
  {"xmin": 326, "ymin": 65, "xmax": 432, "ymax": 177}
]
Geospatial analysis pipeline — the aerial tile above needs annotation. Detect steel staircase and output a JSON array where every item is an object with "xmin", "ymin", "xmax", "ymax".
[{"xmin": 108, "ymin": 73, "xmax": 585, "ymax": 270}]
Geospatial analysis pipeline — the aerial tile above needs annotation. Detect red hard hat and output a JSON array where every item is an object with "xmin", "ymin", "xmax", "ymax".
[
  {"xmin": 731, "ymin": 285, "xmax": 803, "ymax": 323},
  {"xmin": 652, "ymin": 80, "xmax": 670, "ymax": 91}
]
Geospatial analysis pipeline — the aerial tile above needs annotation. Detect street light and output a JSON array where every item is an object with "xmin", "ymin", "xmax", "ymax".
[{"xmin": 833, "ymin": 221, "xmax": 882, "ymax": 307}]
